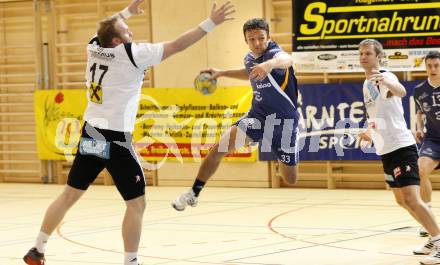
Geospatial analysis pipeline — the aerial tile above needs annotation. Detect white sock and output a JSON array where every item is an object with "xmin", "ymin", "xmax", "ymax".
[
  {"xmin": 34, "ymin": 231, "xmax": 49, "ymax": 253},
  {"xmin": 124, "ymin": 252, "xmax": 138, "ymax": 265},
  {"xmin": 431, "ymin": 234, "xmax": 440, "ymax": 243}
]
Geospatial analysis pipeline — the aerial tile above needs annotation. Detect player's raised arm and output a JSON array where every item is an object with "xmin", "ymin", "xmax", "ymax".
[
  {"xmin": 415, "ymin": 111, "xmax": 425, "ymax": 144},
  {"xmin": 250, "ymin": 53, "xmax": 292, "ymax": 82},
  {"xmin": 202, "ymin": 68, "xmax": 248, "ymax": 81},
  {"xmin": 370, "ymin": 70, "xmax": 406, "ymax": 98},
  {"xmin": 110, "ymin": 0, "xmax": 144, "ymax": 20},
  {"xmin": 162, "ymin": 1, "xmax": 235, "ymax": 61}
]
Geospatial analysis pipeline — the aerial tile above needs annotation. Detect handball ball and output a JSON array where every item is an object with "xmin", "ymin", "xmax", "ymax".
[{"xmin": 194, "ymin": 72, "xmax": 217, "ymax": 95}]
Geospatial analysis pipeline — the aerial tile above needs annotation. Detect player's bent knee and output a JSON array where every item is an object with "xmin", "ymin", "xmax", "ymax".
[
  {"xmin": 394, "ymin": 198, "xmax": 407, "ymax": 209},
  {"xmin": 282, "ymin": 172, "xmax": 298, "ymax": 185},
  {"xmin": 208, "ymin": 143, "xmax": 230, "ymax": 160},
  {"xmin": 419, "ymin": 168, "xmax": 430, "ymax": 179},
  {"xmin": 402, "ymin": 196, "xmax": 419, "ymax": 210}
]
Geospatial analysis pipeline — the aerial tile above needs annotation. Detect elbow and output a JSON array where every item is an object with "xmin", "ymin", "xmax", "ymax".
[
  {"xmin": 398, "ymin": 89, "xmax": 407, "ymax": 98},
  {"xmin": 169, "ymin": 43, "xmax": 185, "ymax": 55},
  {"xmin": 392, "ymin": 85, "xmax": 406, "ymax": 98},
  {"xmin": 281, "ymin": 56, "xmax": 293, "ymax": 68}
]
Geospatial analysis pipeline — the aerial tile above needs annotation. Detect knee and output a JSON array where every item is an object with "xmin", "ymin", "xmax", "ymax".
[
  {"xmin": 61, "ymin": 187, "xmax": 83, "ymax": 206},
  {"xmin": 402, "ymin": 196, "xmax": 419, "ymax": 210},
  {"xmin": 127, "ymin": 196, "xmax": 146, "ymax": 214},
  {"xmin": 395, "ymin": 198, "xmax": 407, "ymax": 209},
  {"xmin": 419, "ymin": 168, "xmax": 430, "ymax": 180},
  {"xmin": 282, "ymin": 171, "xmax": 298, "ymax": 185},
  {"xmin": 207, "ymin": 143, "xmax": 228, "ymax": 160}
]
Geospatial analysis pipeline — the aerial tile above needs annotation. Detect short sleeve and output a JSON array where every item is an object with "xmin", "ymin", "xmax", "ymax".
[
  {"xmin": 266, "ymin": 46, "xmax": 286, "ymax": 60},
  {"xmin": 413, "ymin": 89, "xmax": 423, "ymax": 113},
  {"xmin": 385, "ymin": 71, "xmax": 399, "ymax": 82},
  {"xmin": 132, "ymin": 42, "xmax": 164, "ymax": 69}
]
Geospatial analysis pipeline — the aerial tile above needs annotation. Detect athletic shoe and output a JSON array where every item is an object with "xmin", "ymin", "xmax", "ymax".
[
  {"xmin": 415, "ymin": 239, "xmax": 435, "ymax": 255},
  {"xmin": 171, "ymin": 189, "xmax": 198, "ymax": 211},
  {"xmin": 420, "ymin": 245, "xmax": 440, "ymax": 264},
  {"xmin": 23, "ymin": 248, "xmax": 45, "ymax": 265}
]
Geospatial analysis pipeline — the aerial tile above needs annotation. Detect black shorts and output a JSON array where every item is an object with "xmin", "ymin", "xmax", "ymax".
[
  {"xmin": 67, "ymin": 122, "xmax": 145, "ymax": 200},
  {"xmin": 381, "ymin": 145, "xmax": 420, "ymax": 188}
]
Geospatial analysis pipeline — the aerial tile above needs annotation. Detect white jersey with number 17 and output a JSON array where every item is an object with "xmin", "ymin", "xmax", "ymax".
[{"xmin": 84, "ymin": 36, "xmax": 163, "ymax": 132}]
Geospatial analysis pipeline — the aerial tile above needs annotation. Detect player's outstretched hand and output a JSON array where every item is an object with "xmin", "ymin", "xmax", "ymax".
[
  {"xmin": 210, "ymin": 1, "xmax": 235, "ymax": 25},
  {"xmin": 201, "ymin": 68, "xmax": 221, "ymax": 81},
  {"xmin": 249, "ymin": 62, "xmax": 272, "ymax": 82},
  {"xmin": 414, "ymin": 129, "xmax": 424, "ymax": 144},
  {"xmin": 128, "ymin": 0, "xmax": 144, "ymax": 15},
  {"xmin": 369, "ymin": 70, "xmax": 385, "ymax": 86}
]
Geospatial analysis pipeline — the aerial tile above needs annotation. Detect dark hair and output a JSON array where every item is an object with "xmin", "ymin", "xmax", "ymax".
[
  {"xmin": 97, "ymin": 16, "xmax": 121, "ymax": 48},
  {"xmin": 425, "ymin": 51, "xmax": 440, "ymax": 62},
  {"xmin": 243, "ymin": 18, "xmax": 269, "ymax": 37}
]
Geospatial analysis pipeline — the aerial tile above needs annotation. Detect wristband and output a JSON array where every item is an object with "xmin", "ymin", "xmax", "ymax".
[
  {"xmin": 119, "ymin": 7, "xmax": 132, "ymax": 20},
  {"xmin": 199, "ymin": 18, "xmax": 216, "ymax": 33}
]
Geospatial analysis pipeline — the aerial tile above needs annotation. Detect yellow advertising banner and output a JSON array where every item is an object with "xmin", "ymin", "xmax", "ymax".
[{"xmin": 34, "ymin": 87, "xmax": 256, "ymax": 162}]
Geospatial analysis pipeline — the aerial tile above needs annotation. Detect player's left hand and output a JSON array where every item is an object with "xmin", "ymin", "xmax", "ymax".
[
  {"xmin": 370, "ymin": 70, "xmax": 390, "ymax": 87},
  {"xmin": 413, "ymin": 129, "xmax": 424, "ymax": 144},
  {"xmin": 370, "ymin": 70, "xmax": 384, "ymax": 85},
  {"xmin": 358, "ymin": 131, "xmax": 372, "ymax": 149},
  {"xmin": 249, "ymin": 62, "xmax": 273, "ymax": 82},
  {"xmin": 128, "ymin": 0, "xmax": 144, "ymax": 15}
]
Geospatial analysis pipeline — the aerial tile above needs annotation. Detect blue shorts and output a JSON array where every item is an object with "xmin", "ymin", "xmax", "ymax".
[
  {"xmin": 419, "ymin": 139, "xmax": 440, "ymax": 170},
  {"xmin": 235, "ymin": 109, "xmax": 299, "ymax": 166}
]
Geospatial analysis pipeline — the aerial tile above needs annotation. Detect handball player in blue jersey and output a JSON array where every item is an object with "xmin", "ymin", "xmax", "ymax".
[
  {"xmin": 414, "ymin": 51, "xmax": 440, "ymax": 238},
  {"xmin": 172, "ymin": 18, "xmax": 300, "ymax": 211}
]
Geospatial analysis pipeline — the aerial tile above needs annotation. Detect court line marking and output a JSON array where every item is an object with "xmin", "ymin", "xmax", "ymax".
[{"xmin": 227, "ymin": 201, "xmax": 420, "ymax": 262}]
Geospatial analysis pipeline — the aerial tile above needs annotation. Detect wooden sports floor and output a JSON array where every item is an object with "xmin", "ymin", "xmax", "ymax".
[{"xmin": 0, "ymin": 183, "xmax": 438, "ymax": 265}]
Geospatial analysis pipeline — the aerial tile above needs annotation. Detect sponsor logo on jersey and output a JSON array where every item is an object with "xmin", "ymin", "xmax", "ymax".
[
  {"xmin": 419, "ymin": 92, "xmax": 429, "ymax": 100},
  {"xmin": 423, "ymin": 102, "xmax": 432, "ymax": 112},
  {"xmin": 256, "ymin": 83, "xmax": 271, "ymax": 89},
  {"xmin": 90, "ymin": 50, "xmax": 116, "ymax": 60}
]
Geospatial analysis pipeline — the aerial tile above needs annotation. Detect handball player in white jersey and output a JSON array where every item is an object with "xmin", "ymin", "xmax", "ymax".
[
  {"xmin": 23, "ymin": 1, "xmax": 234, "ymax": 265},
  {"xmin": 358, "ymin": 39, "xmax": 440, "ymax": 264}
]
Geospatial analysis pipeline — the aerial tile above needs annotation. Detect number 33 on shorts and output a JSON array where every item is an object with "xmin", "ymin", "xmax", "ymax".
[{"xmin": 280, "ymin": 154, "xmax": 291, "ymax": 163}]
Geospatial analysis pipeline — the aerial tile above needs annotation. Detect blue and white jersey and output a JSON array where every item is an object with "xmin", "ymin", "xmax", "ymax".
[
  {"xmin": 414, "ymin": 80, "xmax": 440, "ymax": 141},
  {"xmin": 244, "ymin": 41, "xmax": 298, "ymax": 119}
]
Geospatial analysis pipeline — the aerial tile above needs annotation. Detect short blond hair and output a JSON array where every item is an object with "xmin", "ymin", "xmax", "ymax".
[{"xmin": 359, "ymin": 39, "xmax": 384, "ymax": 57}]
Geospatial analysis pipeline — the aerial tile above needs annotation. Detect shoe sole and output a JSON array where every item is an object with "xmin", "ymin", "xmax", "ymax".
[
  {"xmin": 23, "ymin": 256, "xmax": 43, "ymax": 265},
  {"xmin": 414, "ymin": 251, "xmax": 431, "ymax": 255},
  {"xmin": 171, "ymin": 202, "xmax": 185, "ymax": 211}
]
